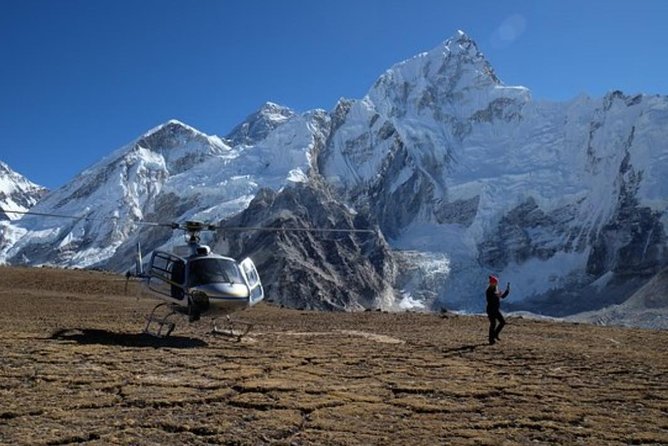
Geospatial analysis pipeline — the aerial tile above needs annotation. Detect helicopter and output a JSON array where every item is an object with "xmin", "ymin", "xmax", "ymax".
[
  {"xmin": 134, "ymin": 219, "xmax": 265, "ymax": 338},
  {"xmin": 2, "ymin": 209, "xmax": 374, "ymax": 338}
]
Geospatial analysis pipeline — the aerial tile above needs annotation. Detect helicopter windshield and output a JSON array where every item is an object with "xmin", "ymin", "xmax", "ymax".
[{"xmin": 188, "ymin": 258, "xmax": 245, "ymax": 287}]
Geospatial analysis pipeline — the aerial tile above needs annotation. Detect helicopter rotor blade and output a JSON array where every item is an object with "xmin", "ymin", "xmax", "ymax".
[
  {"xmin": 2, "ymin": 209, "xmax": 375, "ymax": 234},
  {"xmin": 2, "ymin": 209, "xmax": 177, "ymax": 228},
  {"xmin": 1, "ymin": 209, "xmax": 114, "ymax": 222},
  {"xmin": 216, "ymin": 226, "xmax": 375, "ymax": 234},
  {"xmin": 136, "ymin": 221, "xmax": 179, "ymax": 229}
]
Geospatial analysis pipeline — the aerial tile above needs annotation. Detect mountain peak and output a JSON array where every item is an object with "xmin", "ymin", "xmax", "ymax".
[
  {"xmin": 423, "ymin": 29, "xmax": 498, "ymax": 83},
  {"xmin": 0, "ymin": 161, "xmax": 42, "ymax": 191},
  {"xmin": 259, "ymin": 101, "xmax": 293, "ymax": 114},
  {"xmin": 442, "ymin": 29, "xmax": 479, "ymax": 57},
  {"xmin": 142, "ymin": 119, "xmax": 200, "ymax": 139},
  {"xmin": 254, "ymin": 102, "xmax": 296, "ymax": 125},
  {"xmin": 365, "ymin": 30, "xmax": 517, "ymax": 117},
  {"xmin": 226, "ymin": 102, "xmax": 296, "ymax": 146},
  {"xmin": 133, "ymin": 118, "xmax": 217, "ymax": 153}
]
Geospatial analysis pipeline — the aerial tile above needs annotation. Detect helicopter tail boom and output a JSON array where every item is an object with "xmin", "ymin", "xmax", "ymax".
[{"xmin": 135, "ymin": 241, "xmax": 144, "ymax": 276}]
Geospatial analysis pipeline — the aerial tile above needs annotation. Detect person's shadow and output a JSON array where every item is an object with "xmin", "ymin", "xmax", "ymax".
[
  {"xmin": 49, "ymin": 328, "xmax": 207, "ymax": 349},
  {"xmin": 440, "ymin": 343, "xmax": 487, "ymax": 357}
]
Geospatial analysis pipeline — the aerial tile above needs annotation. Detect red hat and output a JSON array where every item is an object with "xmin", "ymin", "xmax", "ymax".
[{"xmin": 489, "ymin": 275, "xmax": 499, "ymax": 285}]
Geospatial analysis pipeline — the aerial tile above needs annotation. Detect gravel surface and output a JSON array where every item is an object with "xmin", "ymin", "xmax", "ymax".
[{"xmin": 1, "ymin": 266, "xmax": 666, "ymax": 445}]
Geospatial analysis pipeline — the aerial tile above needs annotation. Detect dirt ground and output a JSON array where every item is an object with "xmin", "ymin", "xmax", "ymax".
[{"xmin": 0, "ymin": 266, "xmax": 666, "ymax": 445}]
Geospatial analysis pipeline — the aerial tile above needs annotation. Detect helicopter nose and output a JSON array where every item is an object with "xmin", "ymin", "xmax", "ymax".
[
  {"xmin": 188, "ymin": 283, "xmax": 250, "ymax": 317},
  {"xmin": 192, "ymin": 283, "xmax": 249, "ymax": 299}
]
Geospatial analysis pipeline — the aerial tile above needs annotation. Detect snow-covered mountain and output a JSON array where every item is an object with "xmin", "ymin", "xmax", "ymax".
[
  {"xmin": 0, "ymin": 161, "xmax": 47, "ymax": 220},
  {"xmin": 318, "ymin": 31, "xmax": 668, "ymax": 314},
  {"xmin": 0, "ymin": 162, "xmax": 47, "ymax": 256},
  {"xmin": 1, "ymin": 110, "xmax": 328, "ymax": 268},
  {"xmin": 2, "ymin": 30, "xmax": 667, "ymax": 317}
]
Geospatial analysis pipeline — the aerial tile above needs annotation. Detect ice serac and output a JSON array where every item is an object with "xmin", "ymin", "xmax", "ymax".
[{"xmin": 318, "ymin": 31, "xmax": 668, "ymax": 314}]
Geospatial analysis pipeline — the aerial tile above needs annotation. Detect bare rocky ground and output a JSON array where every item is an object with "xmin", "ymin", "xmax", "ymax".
[{"xmin": 0, "ymin": 266, "xmax": 666, "ymax": 446}]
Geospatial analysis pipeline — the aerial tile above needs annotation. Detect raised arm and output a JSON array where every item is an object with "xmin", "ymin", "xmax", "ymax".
[{"xmin": 500, "ymin": 283, "xmax": 510, "ymax": 299}]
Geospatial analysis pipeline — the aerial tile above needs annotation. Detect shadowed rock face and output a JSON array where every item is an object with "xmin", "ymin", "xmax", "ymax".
[
  {"xmin": 491, "ymin": 127, "xmax": 667, "ymax": 316},
  {"xmin": 214, "ymin": 184, "xmax": 399, "ymax": 311},
  {"xmin": 0, "ymin": 207, "xmax": 8, "ymax": 221},
  {"xmin": 566, "ymin": 266, "xmax": 668, "ymax": 329},
  {"xmin": 587, "ymin": 150, "xmax": 667, "ymax": 277},
  {"xmin": 479, "ymin": 197, "xmax": 584, "ymax": 270}
]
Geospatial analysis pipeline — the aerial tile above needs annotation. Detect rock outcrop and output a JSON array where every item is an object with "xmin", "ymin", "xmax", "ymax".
[{"xmin": 214, "ymin": 184, "xmax": 398, "ymax": 311}]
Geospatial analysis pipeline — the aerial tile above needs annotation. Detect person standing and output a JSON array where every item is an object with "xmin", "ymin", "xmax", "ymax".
[{"xmin": 486, "ymin": 275, "xmax": 510, "ymax": 345}]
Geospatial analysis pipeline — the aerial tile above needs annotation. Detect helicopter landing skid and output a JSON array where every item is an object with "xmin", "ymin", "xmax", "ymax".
[
  {"xmin": 144, "ymin": 303, "xmax": 178, "ymax": 338},
  {"xmin": 211, "ymin": 316, "xmax": 253, "ymax": 341}
]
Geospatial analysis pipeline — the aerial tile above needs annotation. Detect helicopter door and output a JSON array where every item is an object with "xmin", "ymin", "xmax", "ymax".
[
  {"xmin": 239, "ymin": 258, "xmax": 264, "ymax": 305},
  {"xmin": 148, "ymin": 251, "xmax": 187, "ymax": 301}
]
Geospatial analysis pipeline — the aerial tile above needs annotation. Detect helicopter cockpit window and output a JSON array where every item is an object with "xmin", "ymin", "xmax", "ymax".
[{"xmin": 188, "ymin": 258, "xmax": 244, "ymax": 287}]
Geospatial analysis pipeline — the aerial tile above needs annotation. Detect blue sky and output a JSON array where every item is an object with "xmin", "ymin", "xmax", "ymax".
[{"xmin": 1, "ymin": 0, "xmax": 667, "ymax": 189}]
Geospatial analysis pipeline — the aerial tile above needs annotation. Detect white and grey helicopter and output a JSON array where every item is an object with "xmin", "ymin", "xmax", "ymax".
[
  {"xmin": 3, "ymin": 209, "xmax": 373, "ymax": 338},
  {"xmin": 129, "ymin": 219, "xmax": 267, "ymax": 338}
]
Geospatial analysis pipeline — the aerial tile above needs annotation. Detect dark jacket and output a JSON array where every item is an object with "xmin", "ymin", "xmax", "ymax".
[{"xmin": 486, "ymin": 285, "xmax": 509, "ymax": 311}]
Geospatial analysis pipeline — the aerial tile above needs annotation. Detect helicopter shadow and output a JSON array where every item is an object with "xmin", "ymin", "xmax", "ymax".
[{"xmin": 49, "ymin": 328, "xmax": 208, "ymax": 349}]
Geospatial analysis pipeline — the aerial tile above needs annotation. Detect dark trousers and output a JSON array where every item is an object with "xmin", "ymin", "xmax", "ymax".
[{"xmin": 487, "ymin": 307, "xmax": 505, "ymax": 343}]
